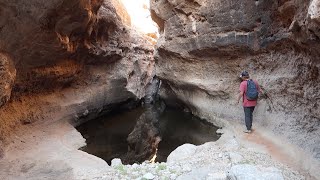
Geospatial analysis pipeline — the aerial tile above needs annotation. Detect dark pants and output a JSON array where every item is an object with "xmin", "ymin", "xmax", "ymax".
[{"xmin": 244, "ymin": 106, "xmax": 255, "ymax": 130}]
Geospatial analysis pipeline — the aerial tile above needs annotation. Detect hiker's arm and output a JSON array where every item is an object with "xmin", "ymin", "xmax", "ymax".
[
  {"xmin": 255, "ymin": 81, "xmax": 263, "ymax": 94},
  {"xmin": 238, "ymin": 82, "xmax": 245, "ymax": 104},
  {"xmin": 258, "ymin": 85, "xmax": 263, "ymax": 94},
  {"xmin": 237, "ymin": 91, "xmax": 244, "ymax": 104}
]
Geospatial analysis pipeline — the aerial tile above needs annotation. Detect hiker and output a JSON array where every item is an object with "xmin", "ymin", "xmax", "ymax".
[{"xmin": 236, "ymin": 71, "xmax": 262, "ymax": 133}]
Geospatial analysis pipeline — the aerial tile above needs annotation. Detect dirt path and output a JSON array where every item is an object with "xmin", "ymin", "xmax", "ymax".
[{"xmin": 238, "ymin": 128, "xmax": 317, "ymax": 180}]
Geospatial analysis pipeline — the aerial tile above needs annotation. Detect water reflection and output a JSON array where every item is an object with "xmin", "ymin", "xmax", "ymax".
[{"xmin": 76, "ymin": 102, "xmax": 219, "ymax": 164}]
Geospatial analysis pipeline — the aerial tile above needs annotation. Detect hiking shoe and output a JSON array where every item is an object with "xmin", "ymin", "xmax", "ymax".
[{"xmin": 243, "ymin": 129, "xmax": 252, "ymax": 133}]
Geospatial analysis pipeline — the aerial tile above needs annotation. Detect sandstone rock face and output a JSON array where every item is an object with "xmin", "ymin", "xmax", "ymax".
[
  {"xmin": 0, "ymin": 0, "xmax": 155, "ymax": 142},
  {"xmin": 0, "ymin": 53, "xmax": 16, "ymax": 107},
  {"xmin": 151, "ymin": 0, "xmax": 320, "ymax": 169}
]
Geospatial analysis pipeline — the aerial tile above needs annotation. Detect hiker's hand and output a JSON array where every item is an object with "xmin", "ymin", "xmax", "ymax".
[{"xmin": 260, "ymin": 92, "xmax": 267, "ymax": 99}]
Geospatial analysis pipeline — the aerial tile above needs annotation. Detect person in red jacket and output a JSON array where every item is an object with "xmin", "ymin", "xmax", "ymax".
[{"xmin": 236, "ymin": 71, "xmax": 262, "ymax": 133}]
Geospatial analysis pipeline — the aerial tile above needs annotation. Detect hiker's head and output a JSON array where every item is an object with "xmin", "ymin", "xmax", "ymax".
[{"xmin": 240, "ymin": 71, "xmax": 249, "ymax": 80}]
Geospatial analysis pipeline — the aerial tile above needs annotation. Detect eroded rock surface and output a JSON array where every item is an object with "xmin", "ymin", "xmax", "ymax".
[
  {"xmin": 151, "ymin": 0, "xmax": 320, "ymax": 177},
  {"xmin": 125, "ymin": 101, "xmax": 164, "ymax": 164},
  {"xmin": 0, "ymin": 53, "xmax": 16, "ymax": 107},
  {"xmin": 0, "ymin": 0, "xmax": 155, "ymax": 146}
]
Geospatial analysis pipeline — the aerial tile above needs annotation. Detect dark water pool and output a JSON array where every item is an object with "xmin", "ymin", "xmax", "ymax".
[{"xmin": 76, "ymin": 106, "xmax": 219, "ymax": 164}]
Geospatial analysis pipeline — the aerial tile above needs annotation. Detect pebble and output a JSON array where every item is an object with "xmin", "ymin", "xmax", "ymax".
[
  {"xmin": 142, "ymin": 173, "xmax": 155, "ymax": 180},
  {"xmin": 182, "ymin": 165, "xmax": 191, "ymax": 172},
  {"xmin": 111, "ymin": 158, "xmax": 122, "ymax": 167},
  {"xmin": 216, "ymin": 129, "xmax": 224, "ymax": 135},
  {"xmin": 132, "ymin": 163, "xmax": 139, "ymax": 169},
  {"xmin": 170, "ymin": 174, "xmax": 177, "ymax": 179}
]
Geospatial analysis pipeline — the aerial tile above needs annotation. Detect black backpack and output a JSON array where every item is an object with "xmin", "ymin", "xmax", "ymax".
[{"xmin": 246, "ymin": 79, "xmax": 259, "ymax": 101}]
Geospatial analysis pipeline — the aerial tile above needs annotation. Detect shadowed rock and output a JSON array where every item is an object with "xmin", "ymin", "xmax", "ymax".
[{"xmin": 125, "ymin": 100, "xmax": 165, "ymax": 164}]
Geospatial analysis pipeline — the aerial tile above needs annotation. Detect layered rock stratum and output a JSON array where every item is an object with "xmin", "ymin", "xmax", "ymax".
[
  {"xmin": 0, "ymin": 0, "xmax": 155, "ymax": 146},
  {"xmin": 151, "ymin": 0, "xmax": 320, "ymax": 177}
]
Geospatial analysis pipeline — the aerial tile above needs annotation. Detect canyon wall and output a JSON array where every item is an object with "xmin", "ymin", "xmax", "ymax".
[
  {"xmin": 0, "ymin": 0, "xmax": 155, "ymax": 146},
  {"xmin": 151, "ymin": 0, "xmax": 320, "ymax": 165}
]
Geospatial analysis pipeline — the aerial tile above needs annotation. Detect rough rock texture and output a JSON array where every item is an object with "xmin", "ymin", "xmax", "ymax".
[
  {"xmin": 227, "ymin": 164, "xmax": 284, "ymax": 180},
  {"xmin": 0, "ymin": 53, "xmax": 16, "ymax": 107},
  {"xmin": 0, "ymin": 121, "xmax": 305, "ymax": 179},
  {"xmin": 125, "ymin": 109, "xmax": 160, "ymax": 164},
  {"xmin": 151, "ymin": 0, "xmax": 320, "ymax": 177},
  {"xmin": 0, "ymin": 0, "xmax": 155, "ymax": 145},
  {"xmin": 125, "ymin": 101, "xmax": 164, "ymax": 164}
]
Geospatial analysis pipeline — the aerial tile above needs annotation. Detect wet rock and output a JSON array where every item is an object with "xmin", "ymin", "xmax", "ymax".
[{"xmin": 124, "ymin": 103, "xmax": 164, "ymax": 164}]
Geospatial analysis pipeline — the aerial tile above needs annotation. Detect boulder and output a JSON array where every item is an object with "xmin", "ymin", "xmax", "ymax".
[
  {"xmin": 111, "ymin": 158, "xmax": 122, "ymax": 167},
  {"xmin": 167, "ymin": 144, "xmax": 197, "ymax": 163}
]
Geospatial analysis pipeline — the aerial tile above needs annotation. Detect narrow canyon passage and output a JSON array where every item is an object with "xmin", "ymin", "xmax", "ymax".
[{"xmin": 0, "ymin": 0, "xmax": 319, "ymax": 179}]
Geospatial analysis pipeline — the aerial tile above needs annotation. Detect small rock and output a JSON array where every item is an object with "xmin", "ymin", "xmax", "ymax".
[
  {"xmin": 227, "ymin": 164, "xmax": 284, "ymax": 180},
  {"xmin": 83, "ymin": 109, "xmax": 89, "ymax": 116},
  {"xmin": 218, "ymin": 153, "xmax": 223, "ymax": 158},
  {"xmin": 149, "ymin": 163, "xmax": 156, "ymax": 168},
  {"xmin": 132, "ymin": 163, "xmax": 139, "ymax": 169},
  {"xmin": 216, "ymin": 129, "xmax": 224, "ymax": 135},
  {"xmin": 132, "ymin": 171, "xmax": 139, "ymax": 176},
  {"xmin": 170, "ymin": 174, "xmax": 177, "ymax": 179},
  {"xmin": 228, "ymin": 152, "xmax": 243, "ymax": 164},
  {"xmin": 223, "ymin": 138, "xmax": 239, "ymax": 150},
  {"xmin": 143, "ymin": 173, "xmax": 155, "ymax": 179},
  {"xmin": 206, "ymin": 172, "xmax": 227, "ymax": 180},
  {"xmin": 111, "ymin": 158, "xmax": 122, "ymax": 167},
  {"xmin": 182, "ymin": 165, "xmax": 191, "ymax": 172}
]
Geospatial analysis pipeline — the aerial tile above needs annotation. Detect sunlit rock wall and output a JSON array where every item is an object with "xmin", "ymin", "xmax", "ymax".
[{"xmin": 0, "ymin": 0, "xmax": 155, "ymax": 143}]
